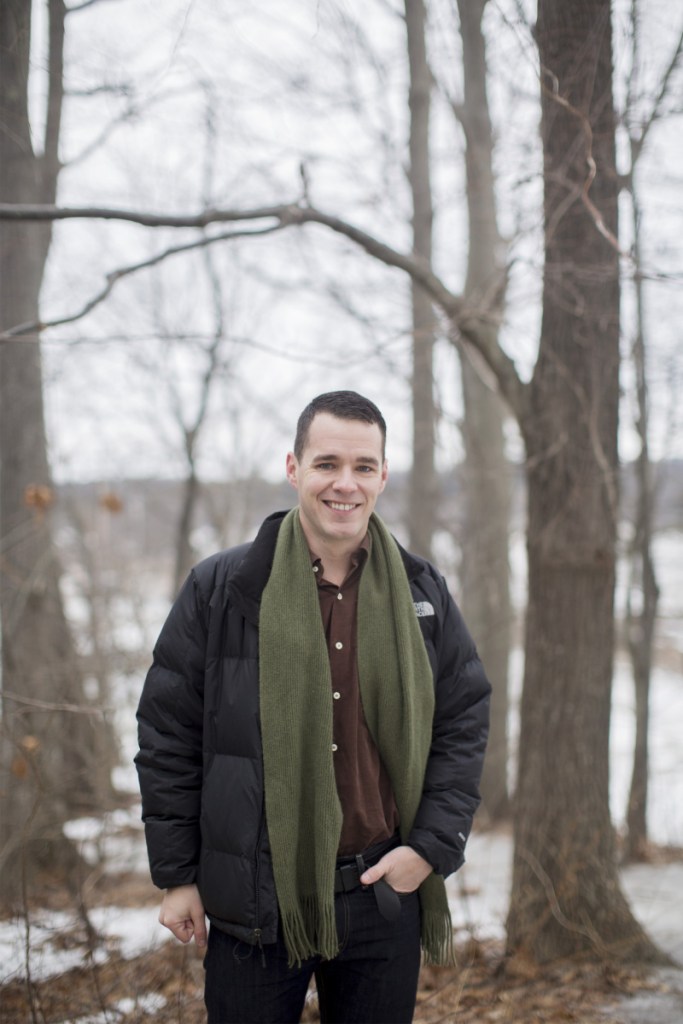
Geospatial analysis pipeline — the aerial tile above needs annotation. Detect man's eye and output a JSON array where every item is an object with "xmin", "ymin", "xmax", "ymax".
[{"xmin": 317, "ymin": 463, "xmax": 334, "ymax": 470}]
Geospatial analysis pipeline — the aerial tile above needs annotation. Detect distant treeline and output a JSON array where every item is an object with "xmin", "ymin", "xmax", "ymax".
[{"xmin": 53, "ymin": 460, "xmax": 683, "ymax": 573}]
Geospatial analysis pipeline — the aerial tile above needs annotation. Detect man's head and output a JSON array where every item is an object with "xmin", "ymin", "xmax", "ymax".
[
  {"xmin": 293, "ymin": 391, "xmax": 387, "ymax": 462},
  {"xmin": 287, "ymin": 391, "xmax": 388, "ymax": 556}
]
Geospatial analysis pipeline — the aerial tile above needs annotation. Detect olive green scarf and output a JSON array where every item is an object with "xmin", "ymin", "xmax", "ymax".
[{"xmin": 259, "ymin": 508, "xmax": 453, "ymax": 967}]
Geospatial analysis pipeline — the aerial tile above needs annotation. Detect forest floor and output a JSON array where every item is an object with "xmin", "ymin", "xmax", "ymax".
[{"xmin": 1, "ymin": 815, "xmax": 682, "ymax": 1024}]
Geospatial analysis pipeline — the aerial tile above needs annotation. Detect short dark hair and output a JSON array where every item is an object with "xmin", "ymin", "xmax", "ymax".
[{"xmin": 293, "ymin": 391, "xmax": 387, "ymax": 461}]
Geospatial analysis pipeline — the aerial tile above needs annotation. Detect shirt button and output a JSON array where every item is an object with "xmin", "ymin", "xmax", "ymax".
[
  {"xmin": 313, "ymin": 565, "xmax": 319, "ymax": 573},
  {"xmin": 331, "ymin": 743, "xmax": 338, "ymax": 752},
  {"xmin": 335, "ymin": 641, "xmax": 343, "ymax": 650},
  {"xmin": 337, "ymin": 593, "xmax": 343, "ymax": 600},
  {"xmin": 333, "ymin": 691, "xmax": 341, "ymax": 700}
]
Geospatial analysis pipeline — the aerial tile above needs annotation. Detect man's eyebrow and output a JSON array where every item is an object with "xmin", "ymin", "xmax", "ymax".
[{"xmin": 312, "ymin": 453, "xmax": 381, "ymax": 466}]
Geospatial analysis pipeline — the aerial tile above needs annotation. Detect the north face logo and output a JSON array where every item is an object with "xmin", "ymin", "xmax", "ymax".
[{"xmin": 413, "ymin": 601, "xmax": 435, "ymax": 617}]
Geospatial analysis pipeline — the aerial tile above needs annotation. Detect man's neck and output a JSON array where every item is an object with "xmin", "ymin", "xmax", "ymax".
[
  {"xmin": 317, "ymin": 549, "xmax": 355, "ymax": 587},
  {"xmin": 301, "ymin": 528, "xmax": 366, "ymax": 587}
]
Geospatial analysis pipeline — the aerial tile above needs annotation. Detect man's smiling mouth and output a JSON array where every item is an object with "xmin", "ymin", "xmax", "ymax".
[{"xmin": 325, "ymin": 501, "xmax": 357, "ymax": 511}]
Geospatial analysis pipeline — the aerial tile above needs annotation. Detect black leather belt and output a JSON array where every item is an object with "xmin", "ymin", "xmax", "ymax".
[{"xmin": 333, "ymin": 842, "xmax": 402, "ymax": 923}]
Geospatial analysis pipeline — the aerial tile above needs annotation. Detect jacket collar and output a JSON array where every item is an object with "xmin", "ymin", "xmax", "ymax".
[{"xmin": 227, "ymin": 509, "xmax": 424, "ymax": 625}]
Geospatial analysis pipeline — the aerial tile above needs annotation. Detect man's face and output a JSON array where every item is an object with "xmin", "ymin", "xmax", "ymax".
[{"xmin": 286, "ymin": 412, "xmax": 388, "ymax": 553}]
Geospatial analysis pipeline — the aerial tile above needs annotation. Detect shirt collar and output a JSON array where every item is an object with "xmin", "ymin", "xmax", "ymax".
[{"xmin": 310, "ymin": 532, "xmax": 372, "ymax": 580}]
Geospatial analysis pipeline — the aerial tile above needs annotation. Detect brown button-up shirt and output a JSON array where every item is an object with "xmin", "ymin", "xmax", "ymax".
[{"xmin": 313, "ymin": 539, "xmax": 400, "ymax": 855}]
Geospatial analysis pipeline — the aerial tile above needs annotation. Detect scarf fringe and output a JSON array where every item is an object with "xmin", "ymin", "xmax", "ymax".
[
  {"xmin": 421, "ymin": 907, "xmax": 456, "ymax": 967},
  {"xmin": 280, "ymin": 896, "xmax": 339, "ymax": 968}
]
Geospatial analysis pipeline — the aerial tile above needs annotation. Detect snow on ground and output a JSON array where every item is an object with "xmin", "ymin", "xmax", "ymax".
[{"xmin": 0, "ymin": 902, "xmax": 165, "ymax": 986}]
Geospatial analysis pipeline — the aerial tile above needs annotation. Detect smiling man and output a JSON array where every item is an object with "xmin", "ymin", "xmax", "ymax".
[
  {"xmin": 136, "ymin": 390, "xmax": 490, "ymax": 1024},
  {"xmin": 286, "ymin": 409, "xmax": 388, "ymax": 578}
]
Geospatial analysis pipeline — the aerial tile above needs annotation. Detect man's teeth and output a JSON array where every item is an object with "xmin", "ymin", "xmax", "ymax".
[{"xmin": 328, "ymin": 502, "xmax": 355, "ymax": 511}]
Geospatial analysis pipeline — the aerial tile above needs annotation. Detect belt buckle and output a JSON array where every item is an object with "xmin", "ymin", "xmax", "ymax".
[{"xmin": 337, "ymin": 862, "xmax": 361, "ymax": 893}]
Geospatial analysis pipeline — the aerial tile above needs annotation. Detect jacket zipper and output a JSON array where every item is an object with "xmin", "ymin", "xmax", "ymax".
[{"xmin": 252, "ymin": 815, "xmax": 266, "ymax": 966}]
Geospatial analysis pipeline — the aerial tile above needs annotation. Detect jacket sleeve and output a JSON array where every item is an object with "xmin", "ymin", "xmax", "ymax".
[
  {"xmin": 135, "ymin": 569, "xmax": 209, "ymax": 890},
  {"xmin": 407, "ymin": 570, "xmax": 491, "ymax": 877}
]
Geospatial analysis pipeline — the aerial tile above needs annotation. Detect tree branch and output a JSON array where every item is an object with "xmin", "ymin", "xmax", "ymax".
[
  {"xmin": 0, "ymin": 200, "xmax": 302, "ymax": 228},
  {"xmin": 0, "ymin": 198, "xmax": 527, "ymax": 417},
  {"xmin": 66, "ymin": 0, "xmax": 127, "ymax": 12},
  {"xmin": 42, "ymin": 0, "xmax": 66, "ymax": 196},
  {"xmin": 631, "ymin": 25, "xmax": 683, "ymax": 164},
  {"xmin": 0, "ymin": 224, "xmax": 283, "ymax": 338}
]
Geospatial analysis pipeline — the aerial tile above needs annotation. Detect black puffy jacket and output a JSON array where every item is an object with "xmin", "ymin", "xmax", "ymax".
[{"xmin": 136, "ymin": 511, "xmax": 490, "ymax": 946}]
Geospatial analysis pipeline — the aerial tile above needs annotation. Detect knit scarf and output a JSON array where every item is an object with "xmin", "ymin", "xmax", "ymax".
[{"xmin": 259, "ymin": 508, "xmax": 453, "ymax": 967}]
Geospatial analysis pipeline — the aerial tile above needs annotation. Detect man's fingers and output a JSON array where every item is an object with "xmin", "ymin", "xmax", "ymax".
[
  {"xmin": 360, "ymin": 847, "xmax": 433, "ymax": 891},
  {"xmin": 161, "ymin": 914, "xmax": 207, "ymax": 947},
  {"xmin": 158, "ymin": 885, "xmax": 207, "ymax": 947},
  {"xmin": 173, "ymin": 919, "xmax": 193, "ymax": 943},
  {"xmin": 192, "ymin": 912, "xmax": 208, "ymax": 947},
  {"xmin": 360, "ymin": 859, "xmax": 386, "ymax": 886}
]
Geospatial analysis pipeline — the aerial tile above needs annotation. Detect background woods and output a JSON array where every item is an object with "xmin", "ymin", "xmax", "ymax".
[{"xmin": 1, "ymin": 0, "xmax": 683, "ymax": 1020}]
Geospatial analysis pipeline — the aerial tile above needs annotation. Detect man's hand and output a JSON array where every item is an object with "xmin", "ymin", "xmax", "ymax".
[
  {"xmin": 360, "ymin": 845, "xmax": 432, "ymax": 894},
  {"xmin": 159, "ymin": 884, "xmax": 207, "ymax": 947}
]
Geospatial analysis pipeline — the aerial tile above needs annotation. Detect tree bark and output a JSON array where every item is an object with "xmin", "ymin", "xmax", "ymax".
[
  {"xmin": 405, "ymin": 0, "xmax": 438, "ymax": 560},
  {"xmin": 506, "ymin": 0, "xmax": 661, "ymax": 962},
  {"xmin": 0, "ymin": 0, "xmax": 115, "ymax": 902},
  {"xmin": 457, "ymin": 0, "xmax": 512, "ymax": 821}
]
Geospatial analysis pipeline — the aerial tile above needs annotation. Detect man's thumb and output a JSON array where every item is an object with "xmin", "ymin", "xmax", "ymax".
[
  {"xmin": 193, "ymin": 914, "xmax": 208, "ymax": 947},
  {"xmin": 360, "ymin": 862, "xmax": 384, "ymax": 886}
]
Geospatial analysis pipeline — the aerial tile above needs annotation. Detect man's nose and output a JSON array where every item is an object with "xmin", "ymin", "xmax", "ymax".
[{"xmin": 333, "ymin": 466, "xmax": 356, "ymax": 491}]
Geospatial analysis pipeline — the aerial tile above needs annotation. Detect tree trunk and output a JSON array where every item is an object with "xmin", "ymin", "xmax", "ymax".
[
  {"xmin": 457, "ymin": 0, "xmax": 512, "ymax": 821},
  {"xmin": 173, "ymin": 466, "xmax": 200, "ymax": 595},
  {"xmin": 0, "ymin": 0, "xmax": 115, "ymax": 902},
  {"xmin": 506, "ymin": 0, "xmax": 662, "ymax": 963},
  {"xmin": 624, "ymin": 186, "xmax": 659, "ymax": 862},
  {"xmin": 405, "ymin": 0, "xmax": 438, "ymax": 561}
]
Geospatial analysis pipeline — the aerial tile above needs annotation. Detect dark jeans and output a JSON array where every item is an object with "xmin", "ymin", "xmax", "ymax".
[{"xmin": 203, "ymin": 882, "xmax": 421, "ymax": 1023}]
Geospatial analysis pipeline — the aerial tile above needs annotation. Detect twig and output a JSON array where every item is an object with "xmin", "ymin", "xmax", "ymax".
[{"xmin": 2, "ymin": 691, "xmax": 107, "ymax": 716}]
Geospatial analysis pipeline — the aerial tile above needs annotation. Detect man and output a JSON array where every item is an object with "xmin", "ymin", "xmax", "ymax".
[{"xmin": 136, "ymin": 390, "xmax": 490, "ymax": 1024}]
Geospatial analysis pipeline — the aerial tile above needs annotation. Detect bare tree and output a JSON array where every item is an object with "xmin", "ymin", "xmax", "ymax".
[
  {"xmin": 505, "ymin": 0, "xmax": 660, "ymax": 962},
  {"xmin": 453, "ymin": 0, "xmax": 512, "ymax": 821},
  {"xmin": 405, "ymin": 0, "xmax": 439, "ymax": 560},
  {"xmin": 620, "ymin": 5, "xmax": 682, "ymax": 861},
  {"xmin": 0, "ymin": 0, "xmax": 116, "ymax": 902}
]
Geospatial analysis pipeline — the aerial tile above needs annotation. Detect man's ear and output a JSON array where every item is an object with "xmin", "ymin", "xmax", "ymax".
[
  {"xmin": 285, "ymin": 451, "xmax": 299, "ymax": 490},
  {"xmin": 379, "ymin": 459, "xmax": 388, "ymax": 493}
]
